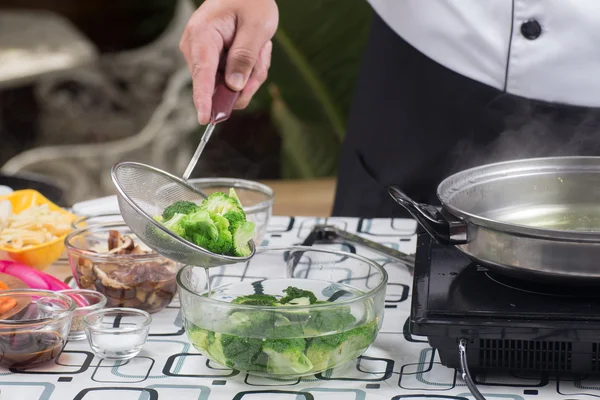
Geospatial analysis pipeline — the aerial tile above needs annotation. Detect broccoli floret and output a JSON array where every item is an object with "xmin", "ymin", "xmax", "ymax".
[
  {"xmin": 305, "ymin": 306, "xmax": 356, "ymax": 334},
  {"xmin": 223, "ymin": 209, "xmax": 246, "ymax": 226},
  {"xmin": 201, "ymin": 192, "xmax": 244, "ymax": 216},
  {"xmin": 201, "ymin": 191, "xmax": 248, "ymax": 231},
  {"xmin": 251, "ymin": 352, "xmax": 269, "ymax": 371},
  {"xmin": 188, "ymin": 312, "xmax": 376, "ymax": 375},
  {"xmin": 211, "ymin": 213, "xmax": 231, "ymax": 233},
  {"xmin": 275, "ymin": 287, "xmax": 318, "ymax": 323},
  {"xmin": 161, "ymin": 213, "xmax": 188, "ymax": 237},
  {"xmin": 229, "ymin": 188, "xmax": 242, "ymax": 206},
  {"xmin": 227, "ymin": 310, "xmax": 291, "ymax": 337},
  {"xmin": 158, "ymin": 190, "xmax": 253, "ymax": 257},
  {"xmin": 187, "ymin": 212, "xmax": 233, "ymax": 254},
  {"xmin": 156, "ymin": 208, "xmax": 223, "ymax": 251},
  {"xmin": 279, "ymin": 286, "xmax": 318, "ymax": 305},
  {"xmin": 328, "ymin": 321, "xmax": 378, "ymax": 366},
  {"xmin": 227, "ymin": 311, "xmax": 257, "ymax": 327},
  {"xmin": 262, "ymin": 325, "xmax": 313, "ymax": 375},
  {"xmin": 183, "ymin": 209, "xmax": 218, "ymax": 239},
  {"xmin": 219, "ymin": 333, "xmax": 264, "ymax": 371},
  {"xmin": 204, "ymin": 331, "xmax": 227, "ymax": 365},
  {"xmin": 305, "ymin": 333, "xmax": 343, "ymax": 371},
  {"xmin": 187, "ymin": 325, "xmax": 211, "ymax": 352},
  {"xmin": 277, "ymin": 308, "xmax": 311, "ymax": 325},
  {"xmin": 185, "ymin": 323, "xmax": 224, "ymax": 362},
  {"xmin": 305, "ymin": 320, "xmax": 378, "ymax": 371},
  {"xmin": 272, "ymin": 323, "xmax": 305, "ymax": 339},
  {"xmin": 162, "ymin": 200, "xmax": 200, "ymax": 220},
  {"xmin": 192, "ymin": 231, "xmax": 233, "ymax": 254},
  {"xmin": 231, "ymin": 293, "xmax": 278, "ymax": 306},
  {"xmin": 231, "ymin": 220, "xmax": 255, "ymax": 257}
]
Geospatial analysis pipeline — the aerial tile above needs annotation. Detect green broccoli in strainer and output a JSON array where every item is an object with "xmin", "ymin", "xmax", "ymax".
[{"xmin": 154, "ymin": 189, "xmax": 255, "ymax": 257}]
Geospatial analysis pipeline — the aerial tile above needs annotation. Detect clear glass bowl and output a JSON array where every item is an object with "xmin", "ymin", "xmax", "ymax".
[
  {"xmin": 177, "ymin": 246, "xmax": 387, "ymax": 378},
  {"xmin": 65, "ymin": 222, "xmax": 181, "ymax": 314},
  {"xmin": 71, "ymin": 213, "xmax": 124, "ymax": 230},
  {"xmin": 188, "ymin": 178, "xmax": 274, "ymax": 246},
  {"xmin": 60, "ymin": 289, "xmax": 107, "ymax": 340},
  {"xmin": 0, "ymin": 289, "xmax": 75, "ymax": 369},
  {"xmin": 83, "ymin": 307, "xmax": 151, "ymax": 360}
]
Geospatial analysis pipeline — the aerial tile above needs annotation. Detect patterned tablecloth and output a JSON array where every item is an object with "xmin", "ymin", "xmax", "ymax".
[{"xmin": 0, "ymin": 216, "xmax": 592, "ymax": 400}]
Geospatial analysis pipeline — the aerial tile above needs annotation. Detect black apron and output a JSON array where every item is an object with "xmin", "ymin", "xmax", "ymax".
[{"xmin": 332, "ymin": 13, "xmax": 600, "ymax": 218}]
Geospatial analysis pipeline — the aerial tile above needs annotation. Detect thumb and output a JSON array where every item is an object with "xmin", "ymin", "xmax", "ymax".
[{"xmin": 225, "ymin": 24, "xmax": 270, "ymax": 92}]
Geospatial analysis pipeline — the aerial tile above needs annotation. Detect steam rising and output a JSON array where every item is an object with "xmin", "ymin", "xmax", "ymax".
[{"xmin": 450, "ymin": 98, "xmax": 600, "ymax": 171}]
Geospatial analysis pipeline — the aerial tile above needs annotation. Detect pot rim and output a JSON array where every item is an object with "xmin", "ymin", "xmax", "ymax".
[{"xmin": 436, "ymin": 156, "xmax": 600, "ymax": 242}]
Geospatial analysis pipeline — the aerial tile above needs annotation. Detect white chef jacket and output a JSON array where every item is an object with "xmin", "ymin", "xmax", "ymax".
[{"xmin": 367, "ymin": 0, "xmax": 600, "ymax": 108}]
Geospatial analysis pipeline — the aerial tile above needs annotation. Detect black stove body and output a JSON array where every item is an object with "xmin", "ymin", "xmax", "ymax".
[{"xmin": 411, "ymin": 232, "xmax": 600, "ymax": 374}]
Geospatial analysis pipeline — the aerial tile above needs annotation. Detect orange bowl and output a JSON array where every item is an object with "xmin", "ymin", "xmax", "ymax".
[{"xmin": 0, "ymin": 189, "xmax": 76, "ymax": 270}]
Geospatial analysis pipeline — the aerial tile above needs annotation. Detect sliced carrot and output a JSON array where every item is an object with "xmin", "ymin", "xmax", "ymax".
[
  {"xmin": 0, "ymin": 281, "xmax": 16, "ymax": 315},
  {"xmin": 0, "ymin": 297, "xmax": 16, "ymax": 313}
]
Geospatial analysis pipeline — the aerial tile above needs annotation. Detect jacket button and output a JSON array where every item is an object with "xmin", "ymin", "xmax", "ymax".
[{"xmin": 521, "ymin": 20, "xmax": 542, "ymax": 40}]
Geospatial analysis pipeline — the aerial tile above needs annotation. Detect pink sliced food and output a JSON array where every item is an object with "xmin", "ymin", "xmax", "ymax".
[{"xmin": 0, "ymin": 260, "xmax": 88, "ymax": 306}]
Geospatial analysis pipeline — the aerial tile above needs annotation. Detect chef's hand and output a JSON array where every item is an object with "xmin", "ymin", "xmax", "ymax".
[{"xmin": 180, "ymin": 0, "xmax": 279, "ymax": 124}]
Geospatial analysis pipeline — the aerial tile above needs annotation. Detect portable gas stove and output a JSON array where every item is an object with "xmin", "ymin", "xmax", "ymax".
[{"xmin": 411, "ymin": 231, "xmax": 600, "ymax": 375}]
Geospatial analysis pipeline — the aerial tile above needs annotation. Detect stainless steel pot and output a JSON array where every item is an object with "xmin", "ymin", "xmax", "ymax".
[{"xmin": 388, "ymin": 156, "xmax": 600, "ymax": 282}]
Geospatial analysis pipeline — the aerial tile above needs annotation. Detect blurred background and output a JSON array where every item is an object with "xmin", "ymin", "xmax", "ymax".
[{"xmin": 0, "ymin": 0, "xmax": 373, "ymax": 214}]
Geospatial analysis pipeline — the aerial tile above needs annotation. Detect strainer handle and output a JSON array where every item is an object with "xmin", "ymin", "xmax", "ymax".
[{"xmin": 212, "ymin": 77, "xmax": 241, "ymax": 124}]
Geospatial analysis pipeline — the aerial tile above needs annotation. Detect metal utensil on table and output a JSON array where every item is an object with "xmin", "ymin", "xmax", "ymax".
[
  {"xmin": 295, "ymin": 224, "xmax": 415, "ymax": 272},
  {"xmin": 388, "ymin": 156, "xmax": 600, "ymax": 284},
  {"xmin": 111, "ymin": 80, "xmax": 256, "ymax": 268},
  {"xmin": 306, "ymin": 225, "xmax": 415, "ymax": 268}
]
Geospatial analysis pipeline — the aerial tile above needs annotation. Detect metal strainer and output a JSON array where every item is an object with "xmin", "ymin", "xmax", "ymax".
[
  {"xmin": 110, "ymin": 80, "xmax": 255, "ymax": 267},
  {"xmin": 111, "ymin": 161, "xmax": 255, "ymax": 267}
]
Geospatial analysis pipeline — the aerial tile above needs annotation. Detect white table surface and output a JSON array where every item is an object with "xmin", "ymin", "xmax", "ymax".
[{"xmin": 0, "ymin": 216, "xmax": 591, "ymax": 399}]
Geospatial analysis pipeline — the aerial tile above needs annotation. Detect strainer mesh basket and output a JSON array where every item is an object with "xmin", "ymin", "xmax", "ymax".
[{"xmin": 111, "ymin": 161, "xmax": 254, "ymax": 267}]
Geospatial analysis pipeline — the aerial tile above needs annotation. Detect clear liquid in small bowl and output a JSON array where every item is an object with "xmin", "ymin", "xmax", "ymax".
[{"xmin": 87, "ymin": 331, "xmax": 147, "ymax": 360}]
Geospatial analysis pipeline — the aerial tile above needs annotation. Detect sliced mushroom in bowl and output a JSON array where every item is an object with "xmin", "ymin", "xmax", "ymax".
[{"xmin": 65, "ymin": 223, "xmax": 181, "ymax": 313}]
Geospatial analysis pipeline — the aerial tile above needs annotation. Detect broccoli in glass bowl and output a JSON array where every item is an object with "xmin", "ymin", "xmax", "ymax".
[{"xmin": 177, "ymin": 247, "xmax": 387, "ymax": 377}]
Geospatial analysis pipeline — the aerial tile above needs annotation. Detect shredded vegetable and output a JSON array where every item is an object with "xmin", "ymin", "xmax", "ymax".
[
  {"xmin": 0, "ymin": 201, "xmax": 74, "ymax": 250},
  {"xmin": 0, "ymin": 280, "xmax": 15, "ymax": 313}
]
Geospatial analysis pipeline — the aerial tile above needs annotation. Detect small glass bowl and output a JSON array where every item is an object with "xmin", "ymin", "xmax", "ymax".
[
  {"xmin": 71, "ymin": 213, "xmax": 124, "ymax": 230},
  {"xmin": 59, "ymin": 289, "xmax": 107, "ymax": 341},
  {"xmin": 0, "ymin": 289, "xmax": 75, "ymax": 369},
  {"xmin": 65, "ymin": 223, "xmax": 181, "ymax": 313},
  {"xmin": 188, "ymin": 178, "xmax": 274, "ymax": 246},
  {"xmin": 83, "ymin": 308, "xmax": 151, "ymax": 360}
]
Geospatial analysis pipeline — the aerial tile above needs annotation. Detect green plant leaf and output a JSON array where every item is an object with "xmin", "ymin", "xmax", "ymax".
[
  {"xmin": 268, "ymin": 0, "xmax": 372, "ymax": 178},
  {"xmin": 268, "ymin": 0, "xmax": 372, "ymax": 139},
  {"xmin": 269, "ymin": 85, "xmax": 340, "ymax": 179}
]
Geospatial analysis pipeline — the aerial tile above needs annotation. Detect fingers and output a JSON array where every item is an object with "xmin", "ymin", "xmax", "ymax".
[
  {"xmin": 179, "ymin": 14, "xmax": 223, "ymax": 124},
  {"xmin": 191, "ymin": 36, "xmax": 222, "ymax": 125},
  {"xmin": 225, "ymin": 17, "xmax": 275, "ymax": 92},
  {"xmin": 180, "ymin": 0, "xmax": 279, "ymax": 122},
  {"xmin": 235, "ymin": 40, "xmax": 273, "ymax": 109}
]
